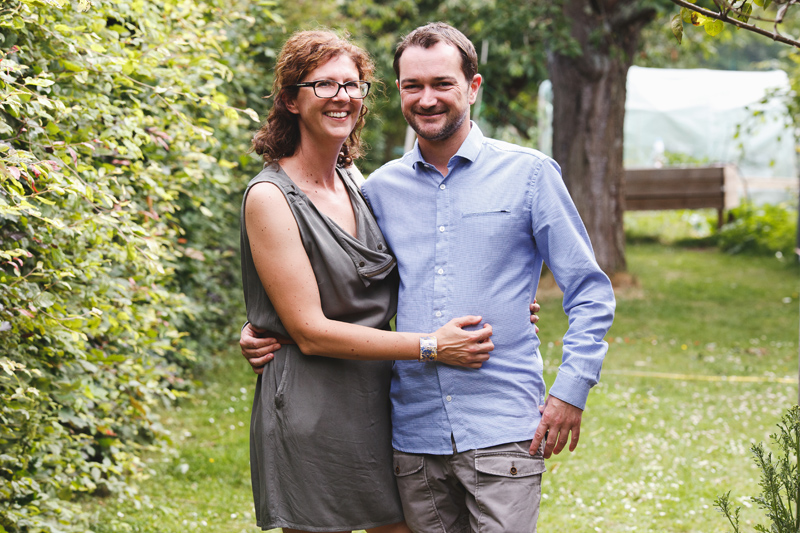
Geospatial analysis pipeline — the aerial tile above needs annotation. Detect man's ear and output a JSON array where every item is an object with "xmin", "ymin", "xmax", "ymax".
[
  {"xmin": 468, "ymin": 74, "xmax": 482, "ymax": 105},
  {"xmin": 395, "ymin": 79, "xmax": 400, "ymax": 91}
]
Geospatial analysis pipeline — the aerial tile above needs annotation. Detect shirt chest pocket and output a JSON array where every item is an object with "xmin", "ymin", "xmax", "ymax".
[
  {"xmin": 456, "ymin": 206, "xmax": 528, "ymax": 249},
  {"xmin": 461, "ymin": 207, "xmax": 514, "ymax": 218}
]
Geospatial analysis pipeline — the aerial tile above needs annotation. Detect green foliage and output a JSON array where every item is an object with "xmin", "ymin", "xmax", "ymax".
[
  {"xmin": 715, "ymin": 405, "xmax": 800, "ymax": 533},
  {"xmin": 0, "ymin": 0, "xmax": 278, "ymax": 530},
  {"xmin": 717, "ymin": 202, "xmax": 798, "ymax": 258}
]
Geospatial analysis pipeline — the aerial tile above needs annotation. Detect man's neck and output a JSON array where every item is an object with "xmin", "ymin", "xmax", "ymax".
[{"xmin": 417, "ymin": 124, "xmax": 471, "ymax": 177}]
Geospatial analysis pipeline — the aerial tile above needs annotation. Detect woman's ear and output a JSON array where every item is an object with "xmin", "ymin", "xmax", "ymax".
[{"xmin": 283, "ymin": 92, "xmax": 299, "ymax": 115}]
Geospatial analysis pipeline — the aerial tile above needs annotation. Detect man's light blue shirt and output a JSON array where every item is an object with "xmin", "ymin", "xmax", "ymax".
[{"xmin": 361, "ymin": 124, "xmax": 615, "ymax": 455}]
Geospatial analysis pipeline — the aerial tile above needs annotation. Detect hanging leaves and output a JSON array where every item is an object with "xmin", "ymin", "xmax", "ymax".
[{"xmin": 672, "ymin": 14, "xmax": 685, "ymax": 43}]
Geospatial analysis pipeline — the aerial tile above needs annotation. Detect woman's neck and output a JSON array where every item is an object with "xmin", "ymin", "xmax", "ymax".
[{"xmin": 280, "ymin": 140, "xmax": 343, "ymax": 192}]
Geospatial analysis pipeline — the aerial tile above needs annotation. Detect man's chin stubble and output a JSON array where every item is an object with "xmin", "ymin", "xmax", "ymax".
[{"xmin": 410, "ymin": 112, "xmax": 466, "ymax": 142}]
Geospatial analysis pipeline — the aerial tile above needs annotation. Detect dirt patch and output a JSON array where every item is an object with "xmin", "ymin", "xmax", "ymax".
[{"xmin": 610, "ymin": 271, "xmax": 644, "ymax": 300}]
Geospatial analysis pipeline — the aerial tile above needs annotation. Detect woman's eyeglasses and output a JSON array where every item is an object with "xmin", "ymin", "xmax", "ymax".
[{"xmin": 292, "ymin": 80, "xmax": 371, "ymax": 99}]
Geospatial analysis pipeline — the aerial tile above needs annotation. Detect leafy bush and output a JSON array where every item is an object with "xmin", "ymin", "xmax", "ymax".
[
  {"xmin": 717, "ymin": 202, "xmax": 798, "ymax": 259},
  {"xmin": 715, "ymin": 405, "xmax": 800, "ymax": 533},
  {"xmin": 0, "ymin": 1, "xmax": 276, "ymax": 530}
]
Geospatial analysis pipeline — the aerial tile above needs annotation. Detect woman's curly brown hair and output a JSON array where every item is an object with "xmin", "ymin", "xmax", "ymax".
[{"xmin": 251, "ymin": 30, "xmax": 375, "ymax": 168}]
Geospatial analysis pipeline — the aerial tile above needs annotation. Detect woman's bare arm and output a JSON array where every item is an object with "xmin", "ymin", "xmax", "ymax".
[{"xmin": 244, "ymin": 182, "xmax": 492, "ymax": 367}]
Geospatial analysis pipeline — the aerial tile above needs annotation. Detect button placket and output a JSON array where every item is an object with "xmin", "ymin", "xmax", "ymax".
[{"xmin": 433, "ymin": 178, "xmax": 449, "ymax": 327}]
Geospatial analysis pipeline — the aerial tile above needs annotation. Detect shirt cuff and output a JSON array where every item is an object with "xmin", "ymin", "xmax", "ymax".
[{"xmin": 549, "ymin": 371, "xmax": 593, "ymax": 411}]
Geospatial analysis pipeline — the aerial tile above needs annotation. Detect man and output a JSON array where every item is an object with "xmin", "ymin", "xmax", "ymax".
[{"xmin": 242, "ymin": 23, "xmax": 615, "ymax": 533}]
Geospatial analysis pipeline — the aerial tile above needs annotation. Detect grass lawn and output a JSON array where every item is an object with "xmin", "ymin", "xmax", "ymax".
[{"xmin": 84, "ymin": 241, "xmax": 799, "ymax": 533}]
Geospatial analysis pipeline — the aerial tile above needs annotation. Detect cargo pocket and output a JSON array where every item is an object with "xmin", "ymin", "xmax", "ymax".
[
  {"xmin": 392, "ymin": 450, "xmax": 424, "ymax": 477},
  {"xmin": 392, "ymin": 451, "xmax": 443, "ymax": 533},
  {"xmin": 473, "ymin": 449, "xmax": 546, "ymax": 530},
  {"xmin": 474, "ymin": 451, "xmax": 545, "ymax": 479}
]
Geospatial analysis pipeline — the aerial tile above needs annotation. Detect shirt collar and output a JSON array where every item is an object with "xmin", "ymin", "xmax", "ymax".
[{"xmin": 409, "ymin": 121, "xmax": 484, "ymax": 169}]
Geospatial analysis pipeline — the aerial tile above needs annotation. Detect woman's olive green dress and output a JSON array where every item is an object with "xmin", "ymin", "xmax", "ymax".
[{"xmin": 240, "ymin": 163, "xmax": 403, "ymax": 532}]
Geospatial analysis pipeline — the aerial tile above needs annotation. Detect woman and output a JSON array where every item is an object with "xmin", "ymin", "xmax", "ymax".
[{"xmin": 240, "ymin": 31, "xmax": 494, "ymax": 533}]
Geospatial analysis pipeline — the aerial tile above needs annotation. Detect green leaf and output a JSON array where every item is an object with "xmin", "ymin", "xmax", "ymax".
[
  {"xmin": 671, "ymin": 14, "xmax": 684, "ymax": 44},
  {"xmin": 735, "ymin": 2, "xmax": 753, "ymax": 23},
  {"xmin": 690, "ymin": 12, "xmax": 709, "ymax": 26},
  {"xmin": 223, "ymin": 107, "xmax": 238, "ymax": 120},
  {"xmin": 705, "ymin": 18, "xmax": 725, "ymax": 36},
  {"xmin": 62, "ymin": 60, "xmax": 84, "ymax": 72},
  {"xmin": 34, "ymin": 292, "xmax": 56, "ymax": 308},
  {"xmin": 23, "ymin": 77, "xmax": 55, "ymax": 87},
  {"xmin": 36, "ymin": 196, "xmax": 56, "ymax": 206},
  {"xmin": 122, "ymin": 60, "xmax": 137, "ymax": 75}
]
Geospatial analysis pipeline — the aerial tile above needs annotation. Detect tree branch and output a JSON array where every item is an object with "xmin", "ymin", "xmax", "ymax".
[
  {"xmin": 670, "ymin": 0, "xmax": 800, "ymax": 48},
  {"xmin": 717, "ymin": 0, "xmax": 800, "ymax": 24}
]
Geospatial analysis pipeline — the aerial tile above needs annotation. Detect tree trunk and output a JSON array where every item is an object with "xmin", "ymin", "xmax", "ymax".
[{"xmin": 547, "ymin": 0, "xmax": 655, "ymax": 274}]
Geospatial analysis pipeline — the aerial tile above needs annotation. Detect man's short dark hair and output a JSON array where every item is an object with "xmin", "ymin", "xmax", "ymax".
[{"xmin": 393, "ymin": 22, "xmax": 478, "ymax": 82}]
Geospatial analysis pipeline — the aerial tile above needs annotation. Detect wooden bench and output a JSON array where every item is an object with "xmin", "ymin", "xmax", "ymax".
[{"xmin": 624, "ymin": 165, "xmax": 740, "ymax": 227}]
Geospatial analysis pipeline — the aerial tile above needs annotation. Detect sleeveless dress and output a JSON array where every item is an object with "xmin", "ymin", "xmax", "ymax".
[{"xmin": 240, "ymin": 163, "xmax": 404, "ymax": 532}]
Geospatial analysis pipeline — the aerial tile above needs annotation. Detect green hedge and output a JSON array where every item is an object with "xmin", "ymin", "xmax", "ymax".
[{"xmin": 0, "ymin": 1, "xmax": 278, "ymax": 530}]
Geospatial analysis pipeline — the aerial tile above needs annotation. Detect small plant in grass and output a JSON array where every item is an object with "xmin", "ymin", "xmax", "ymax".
[{"xmin": 714, "ymin": 405, "xmax": 800, "ymax": 533}]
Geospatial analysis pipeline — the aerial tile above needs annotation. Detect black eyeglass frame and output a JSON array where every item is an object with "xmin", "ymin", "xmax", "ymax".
[{"xmin": 292, "ymin": 80, "xmax": 371, "ymax": 99}]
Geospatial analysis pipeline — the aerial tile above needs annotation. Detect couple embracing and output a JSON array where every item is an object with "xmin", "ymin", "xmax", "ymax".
[{"xmin": 239, "ymin": 22, "xmax": 615, "ymax": 533}]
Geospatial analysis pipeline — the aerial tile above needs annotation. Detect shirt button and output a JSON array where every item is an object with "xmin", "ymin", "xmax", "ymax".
[
  {"xmin": 435, "ymin": 311, "xmax": 442, "ymax": 317},
  {"xmin": 439, "ymin": 184, "xmax": 446, "ymax": 190},
  {"xmin": 359, "ymin": 261, "xmax": 365, "ymax": 267},
  {"xmin": 446, "ymin": 395, "xmax": 452, "ymax": 402},
  {"xmin": 437, "ymin": 268, "xmax": 444, "ymax": 275},
  {"xmin": 377, "ymin": 244, "xmax": 383, "ymax": 250},
  {"xmin": 439, "ymin": 226, "xmax": 445, "ymax": 232}
]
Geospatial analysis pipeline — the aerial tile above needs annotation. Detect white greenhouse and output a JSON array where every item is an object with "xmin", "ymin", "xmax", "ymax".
[{"xmin": 539, "ymin": 66, "xmax": 799, "ymax": 205}]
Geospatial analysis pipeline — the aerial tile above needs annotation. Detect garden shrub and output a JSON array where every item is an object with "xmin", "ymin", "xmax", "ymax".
[
  {"xmin": 717, "ymin": 201, "xmax": 798, "ymax": 259},
  {"xmin": 715, "ymin": 405, "xmax": 799, "ymax": 533},
  {"xmin": 0, "ymin": 1, "xmax": 277, "ymax": 530}
]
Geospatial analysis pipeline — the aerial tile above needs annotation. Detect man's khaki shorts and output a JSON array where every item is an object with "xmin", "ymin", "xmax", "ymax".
[{"xmin": 393, "ymin": 440, "xmax": 545, "ymax": 533}]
